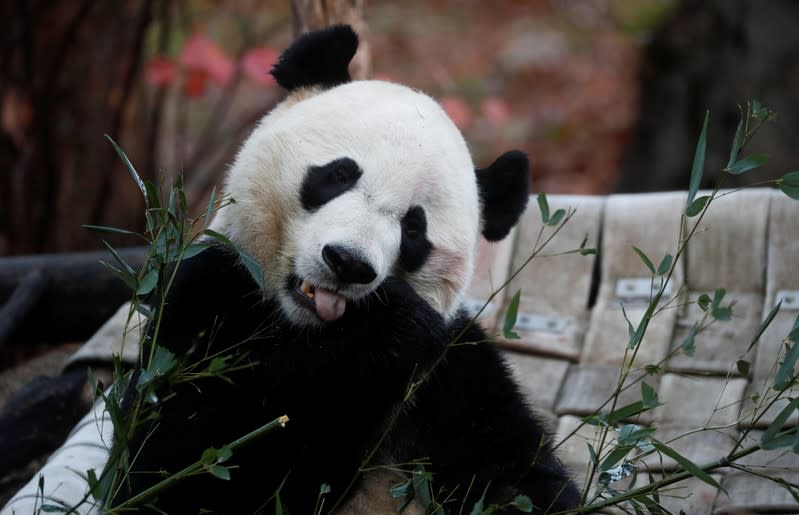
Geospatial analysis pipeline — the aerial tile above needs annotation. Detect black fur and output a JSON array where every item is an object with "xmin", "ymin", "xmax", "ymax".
[
  {"xmin": 116, "ymin": 245, "xmax": 579, "ymax": 514},
  {"xmin": 476, "ymin": 151, "xmax": 531, "ymax": 241},
  {"xmin": 271, "ymin": 25, "xmax": 358, "ymax": 91},
  {"xmin": 399, "ymin": 205, "xmax": 433, "ymax": 272},
  {"xmin": 301, "ymin": 157, "xmax": 363, "ymax": 211}
]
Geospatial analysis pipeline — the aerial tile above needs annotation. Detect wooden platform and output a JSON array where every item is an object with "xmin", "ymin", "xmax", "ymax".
[{"xmin": 3, "ymin": 189, "xmax": 798, "ymax": 514}]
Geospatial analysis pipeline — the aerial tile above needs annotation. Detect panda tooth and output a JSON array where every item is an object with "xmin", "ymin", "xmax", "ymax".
[{"xmin": 300, "ymin": 280, "xmax": 315, "ymax": 299}]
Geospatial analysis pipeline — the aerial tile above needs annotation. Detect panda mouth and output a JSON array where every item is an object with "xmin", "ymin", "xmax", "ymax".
[{"xmin": 290, "ymin": 275, "xmax": 347, "ymax": 322}]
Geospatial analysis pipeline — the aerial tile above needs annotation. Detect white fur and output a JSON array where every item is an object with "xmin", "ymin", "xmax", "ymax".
[{"xmin": 210, "ymin": 80, "xmax": 479, "ymax": 326}]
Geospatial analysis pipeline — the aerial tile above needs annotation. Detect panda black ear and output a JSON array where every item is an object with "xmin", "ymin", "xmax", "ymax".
[
  {"xmin": 476, "ymin": 150, "xmax": 530, "ymax": 241},
  {"xmin": 271, "ymin": 25, "xmax": 358, "ymax": 91}
]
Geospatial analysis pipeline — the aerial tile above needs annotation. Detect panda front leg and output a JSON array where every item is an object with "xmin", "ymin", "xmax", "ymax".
[{"xmin": 393, "ymin": 316, "xmax": 581, "ymax": 514}]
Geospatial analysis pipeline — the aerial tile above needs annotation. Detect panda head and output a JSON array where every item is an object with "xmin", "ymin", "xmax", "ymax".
[{"xmin": 210, "ymin": 26, "xmax": 529, "ymax": 327}]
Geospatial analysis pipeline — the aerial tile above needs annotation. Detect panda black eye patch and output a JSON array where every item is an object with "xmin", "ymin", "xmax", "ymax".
[
  {"xmin": 399, "ymin": 206, "xmax": 433, "ymax": 272},
  {"xmin": 301, "ymin": 157, "xmax": 363, "ymax": 211}
]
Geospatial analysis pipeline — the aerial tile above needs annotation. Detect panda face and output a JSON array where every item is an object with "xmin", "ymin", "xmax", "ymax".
[{"xmin": 210, "ymin": 81, "xmax": 480, "ymax": 327}]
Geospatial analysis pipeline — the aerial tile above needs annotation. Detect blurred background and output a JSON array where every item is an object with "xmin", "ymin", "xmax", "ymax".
[{"xmin": 1, "ymin": 0, "xmax": 798, "ymax": 256}]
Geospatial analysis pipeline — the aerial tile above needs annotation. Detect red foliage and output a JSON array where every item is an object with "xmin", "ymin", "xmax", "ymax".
[
  {"xmin": 180, "ymin": 33, "xmax": 234, "ymax": 86},
  {"xmin": 440, "ymin": 96, "xmax": 472, "ymax": 129},
  {"xmin": 241, "ymin": 47, "xmax": 279, "ymax": 86},
  {"xmin": 144, "ymin": 56, "xmax": 176, "ymax": 88}
]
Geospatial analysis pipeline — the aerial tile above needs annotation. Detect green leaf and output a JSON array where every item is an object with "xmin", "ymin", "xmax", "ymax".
[
  {"xmin": 106, "ymin": 135, "xmax": 148, "ymax": 207},
  {"xmin": 744, "ymin": 300, "xmax": 782, "ymax": 355},
  {"xmin": 99, "ymin": 259, "xmax": 138, "ymax": 291},
  {"xmin": 582, "ymin": 414, "xmax": 608, "ymax": 427},
  {"xmin": 201, "ymin": 447, "xmax": 218, "ymax": 466},
  {"xmin": 725, "ymin": 153, "xmax": 769, "ymax": 174},
  {"xmin": 617, "ymin": 424, "xmax": 656, "ymax": 446},
  {"xmin": 681, "ymin": 323, "xmax": 697, "ymax": 357},
  {"xmin": 712, "ymin": 306, "xmax": 733, "ymax": 322},
  {"xmin": 632, "ymin": 246, "xmax": 655, "ymax": 274},
  {"xmin": 512, "ymin": 494, "xmax": 534, "ymax": 512},
  {"xmin": 621, "ymin": 303, "xmax": 635, "ymax": 342},
  {"xmin": 727, "ymin": 117, "xmax": 744, "ymax": 168},
  {"xmin": 103, "ymin": 241, "xmax": 137, "ymax": 277},
  {"xmin": 641, "ymin": 381, "xmax": 658, "ymax": 409},
  {"xmin": 468, "ymin": 484, "xmax": 490, "ymax": 515},
  {"xmin": 536, "ymin": 192, "xmax": 550, "ymax": 223},
  {"xmin": 656, "ymin": 254, "xmax": 673, "ymax": 276},
  {"xmin": 645, "ymin": 364, "xmax": 662, "ymax": 375},
  {"xmin": 547, "ymin": 208, "xmax": 566, "ymax": 226},
  {"xmin": 275, "ymin": 491, "xmax": 284, "ymax": 515},
  {"xmin": 207, "ymin": 356, "xmax": 230, "ymax": 374},
  {"xmin": 697, "ymin": 294, "xmax": 712, "ymax": 312},
  {"xmin": 136, "ymin": 268, "xmax": 159, "ymax": 296},
  {"xmin": 204, "ymin": 186, "xmax": 217, "ymax": 229},
  {"xmin": 503, "ymin": 290, "xmax": 522, "ymax": 340},
  {"xmin": 736, "ymin": 359, "xmax": 751, "ymax": 376},
  {"xmin": 578, "ymin": 233, "xmax": 598, "ymax": 256},
  {"xmin": 587, "ymin": 443, "xmax": 598, "ymax": 465},
  {"xmin": 687, "ymin": 111, "xmax": 709, "ymax": 207},
  {"xmin": 183, "ymin": 242, "xmax": 211, "ymax": 260},
  {"xmin": 238, "ymin": 249, "xmax": 266, "ymax": 290},
  {"xmin": 686, "ymin": 195, "xmax": 710, "ymax": 217},
  {"xmin": 204, "ymin": 229, "xmax": 265, "ymax": 289},
  {"xmin": 711, "ymin": 288, "xmax": 726, "ymax": 310},
  {"xmin": 209, "ymin": 465, "xmax": 231, "ymax": 481},
  {"xmin": 761, "ymin": 397, "xmax": 799, "ymax": 449},
  {"xmin": 600, "ymin": 443, "xmax": 633, "ymax": 470},
  {"xmin": 83, "ymin": 224, "xmax": 141, "ymax": 237},
  {"xmin": 137, "ymin": 346, "xmax": 177, "ymax": 390},
  {"xmin": 606, "ymin": 400, "xmax": 646, "ymax": 426},
  {"xmin": 774, "ymin": 337, "xmax": 799, "ymax": 391},
  {"xmin": 650, "ymin": 439, "xmax": 723, "ymax": 491},
  {"xmin": 390, "ymin": 478, "xmax": 412, "ymax": 499},
  {"xmin": 751, "ymin": 100, "xmax": 772, "ymax": 121},
  {"xmin": 778, "ymin": 171, "xmax": 799, "ymax": 200},
  {"xmin": 217, "ymin": 444, "xmax": 233, "ymax": 463}
]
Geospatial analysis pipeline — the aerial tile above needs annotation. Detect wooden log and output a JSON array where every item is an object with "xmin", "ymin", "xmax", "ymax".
[{"xmin": 0, "ymin": 247, "xmax": 146, "ymax": 343}]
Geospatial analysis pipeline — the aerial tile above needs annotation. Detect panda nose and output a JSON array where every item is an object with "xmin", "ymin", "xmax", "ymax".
[{"xmin": 322, "ymin": 244, "xmax": 377, "ymax": 285}]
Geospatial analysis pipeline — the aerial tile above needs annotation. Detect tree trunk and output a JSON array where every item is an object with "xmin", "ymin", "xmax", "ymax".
[{"xmin": 617, "ymin": 0, "xmax": 799, "ymax": 193}]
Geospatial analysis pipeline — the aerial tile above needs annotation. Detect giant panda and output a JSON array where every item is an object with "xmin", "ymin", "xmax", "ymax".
[{"xmin": 118, "ymin": 25, "xmax": 580, "ymax": 514}]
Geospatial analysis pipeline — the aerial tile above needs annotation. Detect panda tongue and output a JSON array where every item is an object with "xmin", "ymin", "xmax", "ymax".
[{"xmin": 314, "ymin": 287, "xmax": 346, "ymax": 321}]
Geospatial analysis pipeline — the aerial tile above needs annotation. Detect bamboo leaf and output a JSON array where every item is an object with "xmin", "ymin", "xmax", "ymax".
[
  {"xmin": 650, "ymin": 439, "xmax": 723, "ymax": 491},
  {"xmin": 641, "ymin": 381, "xmax": 658, "ymax": 409},
  {"xmin": 744, "ymin": 300, "xmax": 781, "ymax": 355},
  {"xmin": 687, "ymin": 111, "xmax": 709, "ymax": 207},
  {"xmin": 106, "ymin": 135, "xmax": 147, "ymax": 207},
  {"xmin": 686, "ymin": 195, "xmax": 710, "ymax": 217},
  {"xmin": 548, "ymin": 208, "xmax": 566, "ymax": 226},
  {"xmin": 204, "ymin": 186, "xmax": 217, "ymax": 229},
  {"xmin": 727, "ymin": 117, "xmax": 744, "ymax": 168},
  {"xmin": 209, "ymin": 465, "xmax": 231, "ymax": 481},
  {"xmin": 83, "ymin": 224, "xmax": 141, "ymax": 237},
  {"xmin": 136, "ymin": 268, "xmax": 159, "ymax": 296},
  {"xmin": 600, "ymin": 445, "xmax": 633, "ymax": 471},
  {"xmin": 632, "ymin": 246, "xmax": 655, "ymax": 274},
  {"xmin": 725, "ymin": 153, "xmax": 769, "ymax": 174},
  {"xmin": 778, "ymin": 171, "xmax": 799, "ymax": 200},
  {"xmin": 774, "ymin": 329, "xmax": 799, "ymax": 391},
  {"xmin": 503, "ymin": 290, "xmax": 522, "ymax": 340},
  {"xmin": 656, "ymin": 254, "xmax": 673, "ymax": 276},
  {"xmin": 681, "ymin": 323, "xmax": 697, "ymax": 356},
  {"xmin": 606, "ymin": 401, "xmax": 646, "ymax": 426},
  {"xmin": 536, "ymin": 192, "xmax": 550, "ymax": 223},
  {"xmin": 761, "ymin": 397, "xmax": 799, "ymax": 449}
]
